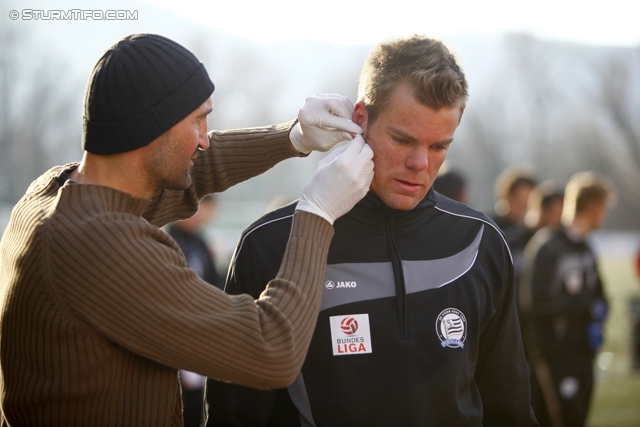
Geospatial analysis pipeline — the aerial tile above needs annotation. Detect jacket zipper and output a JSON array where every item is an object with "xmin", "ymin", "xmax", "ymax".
[{"xmin": 386, "ymin": 216, "xmax": 408, "ymax": 339}]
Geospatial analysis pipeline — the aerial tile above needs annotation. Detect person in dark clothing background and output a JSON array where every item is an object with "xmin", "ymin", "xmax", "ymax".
[
  {"xmin": 515, "ymin": 182, "xmax": 565, "ymax": 427},
  {"xmin": 510, "ymin": 181, "xmax": 565, "ymax": 299},
  {"xmin": 523, "ymin": 182, "xmax": 564, "ymax": 235},
  {"xmin": 433, "ymin": 167, "xmax": 468, "ymax": 203},
  {"xmin": 513, "ymin": 181, "xmax": 565, "ymax": 327},
  {"xmin": 523, "ymin": 172, "xmax": 615, "ymax": 427},
  {"xmin": 492, "ymin": 166, "xmax": 537, "ymax": 231}
]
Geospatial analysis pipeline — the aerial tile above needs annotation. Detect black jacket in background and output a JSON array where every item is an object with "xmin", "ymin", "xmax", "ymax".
[
  {"xmin": 529, "ymin": 227, "xmax": 607, "ymax": 361},
  {"xmin": 167, "ymin": 225, "xmax": 224, "ymax": 290}
]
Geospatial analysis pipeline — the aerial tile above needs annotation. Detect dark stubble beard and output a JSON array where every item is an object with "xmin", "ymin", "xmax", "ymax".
[
  {"xmin": 143, "ymin": 133, "xmax": 195, "ymax": 192},
  {"xmin": 158, "ymin": 165, "xmax": 193, "ymax": 191}
]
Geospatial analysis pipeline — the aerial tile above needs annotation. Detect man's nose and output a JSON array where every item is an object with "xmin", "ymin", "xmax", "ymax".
[
  {"xmin": 406, "ymin": 149, "xmax": 428, "ymax": 171},
  {"xmin": 198, "ymin": 123, "xmax": 210, "ymax": 151}
]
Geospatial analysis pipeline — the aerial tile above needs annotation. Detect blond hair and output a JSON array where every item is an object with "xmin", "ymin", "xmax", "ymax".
[
  {"xmin": 562, "ymin": 172, "xmax": 615, "ymax": 224},
  {"xmin": 357, "ymin": 35, "xmax": 468, "ymax": 124}
]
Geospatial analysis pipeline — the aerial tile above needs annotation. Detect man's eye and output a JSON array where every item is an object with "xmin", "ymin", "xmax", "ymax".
[
  {"xmin": 433, "ymin": 144, "xmax": 448, "ymax": 152},
  {"xmin": 392, "ymin": 136, "xmax": 408, "ymax": 144}
]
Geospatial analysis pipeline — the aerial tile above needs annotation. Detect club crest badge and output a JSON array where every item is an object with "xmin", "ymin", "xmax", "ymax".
[{"xmin": 436, "ymin": 308, "xmax": 467, "ymax": 348}]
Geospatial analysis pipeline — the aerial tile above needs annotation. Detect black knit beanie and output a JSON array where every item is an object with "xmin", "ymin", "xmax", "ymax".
[{"xmin": 82, "ymin": 33, "xmax": 215, "ymax": 154}]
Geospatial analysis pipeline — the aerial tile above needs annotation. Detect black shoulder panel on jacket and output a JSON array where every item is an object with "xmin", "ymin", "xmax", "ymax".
[{"xmin": 433, "ymin": 191, "xmax": 513, "ymax": 264}]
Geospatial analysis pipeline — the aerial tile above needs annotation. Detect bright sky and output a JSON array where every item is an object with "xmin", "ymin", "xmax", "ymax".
[{"xmin": 143, "ymin": 0, "xmax": 639, "ymax": 47}]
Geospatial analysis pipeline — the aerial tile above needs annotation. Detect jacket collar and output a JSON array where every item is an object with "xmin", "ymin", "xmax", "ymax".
[{"xmin": 346, "ymin": 188, "xmax": 437, "ymax": 227}]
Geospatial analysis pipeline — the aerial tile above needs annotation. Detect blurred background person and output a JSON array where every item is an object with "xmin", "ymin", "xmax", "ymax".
[
  {"xmin": 492, "ymin": 165, "xmax": 537, "ymax": 231},
  {"xmin": 525, "ymin": 172, "xmax": 615, "ymax": 427},
  {"xmin": 516, "ymin": 182, "xmax": 565, "ymax": 427},
  {"xmin": 514, "ymin": 181, "xmax": 565, "ymax": 320},
  {"xmin": 497, "ymin": 172, "xmax": 550, "ymax": 351},
  {"xmin": 510, "ymin": 181, "xmax": 565, "ymax": 286},
  {"xmin": 433, "ymin": 167, "xmax": 469, "ymax": 203},
  {"xmin": 516, "ymin": 181, "xmax": 565, "ymax": 320},
  {"xmin": 524, "ymin": 181, "xmax": 565, "ymax": 234}
]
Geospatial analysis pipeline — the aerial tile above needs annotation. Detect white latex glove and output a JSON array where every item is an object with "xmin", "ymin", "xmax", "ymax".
[
  {"xmin": 296, "ymin": 135, "xmax": 374, "ymax": 225},
  {"xmin": 289, "ymin": 94, "xmax": 363, "ymax": 154}
]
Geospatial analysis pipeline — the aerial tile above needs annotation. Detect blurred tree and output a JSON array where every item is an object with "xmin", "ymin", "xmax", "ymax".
[
  {"xmin": 449, "ymin": 106, "xmax": 505, "ymax": 213},
  {"xmin": 0, "ymin": 22, "xmax": 25, "ymax": 202},
  {"xmin": 213, "ymin": 47, "xmax": 284, "ymax": 127},
  {"xmin": 503, "ymin": 33, "xmax": 559, "ymax": 173},
  {"xmin": 451, "ymin": 34, "xmax": 640, "ymax": 228},
  {"xmin": 593, "ymin": 51, "xmax": 640, "ymax": 228},
  {"xmin": 0, "ymin": 17, "xmax": 80, "ymax": 204}
]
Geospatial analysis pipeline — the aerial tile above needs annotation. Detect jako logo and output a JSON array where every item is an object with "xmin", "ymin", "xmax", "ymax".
[
  {"xmin": 340, "ymin": 317, "xmax": 358, "ymax": 335},
  {"xmin": 325, "ymin": 281, "xmax": 357, "ymax": 289}
]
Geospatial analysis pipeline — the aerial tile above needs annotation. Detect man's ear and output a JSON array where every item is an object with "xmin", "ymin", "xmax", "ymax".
[{"xmin": 353, "ymin": 101, "xmax": 368, "ymax": 131}]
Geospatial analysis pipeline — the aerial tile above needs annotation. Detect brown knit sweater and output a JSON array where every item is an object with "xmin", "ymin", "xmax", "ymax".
[{"xmin": 0, "ymin": 122, "xmax": 334, "ymax": 426}]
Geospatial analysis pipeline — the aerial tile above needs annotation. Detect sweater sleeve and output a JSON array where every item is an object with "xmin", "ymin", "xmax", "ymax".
[
  {"xmin": 143, "ymin": 121, "xmax": 300, "ymax": 227},
  {"xmin": 206, "ymin": 212, "xmax": 296, "ymax": 426},
  {"xmin": 47, "ymin": 210, "xmax": 333, "ymax": 390}
]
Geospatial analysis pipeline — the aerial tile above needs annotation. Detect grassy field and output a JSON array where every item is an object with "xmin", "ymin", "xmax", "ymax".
[{"xmin": 587, "ymin": 257, "xmax": 640, "ymax": 427}]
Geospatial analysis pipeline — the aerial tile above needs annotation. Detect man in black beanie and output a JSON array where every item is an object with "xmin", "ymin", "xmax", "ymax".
[
  {"xmin": 0, "ymin": 33, "xmax": 374, "ymax": 426},
  {"xmin": 83, "ymin": 33, "xmax": 216, "ymax": 155}
]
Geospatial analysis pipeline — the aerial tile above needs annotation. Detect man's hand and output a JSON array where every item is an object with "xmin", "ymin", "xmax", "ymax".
[
  {"xmin": 289, "ymin": 94, "xmax": 363, "ymax": 154},
  {"xmin": 296, "ymin": 135, "xmax": 374, "ymax": 224}
]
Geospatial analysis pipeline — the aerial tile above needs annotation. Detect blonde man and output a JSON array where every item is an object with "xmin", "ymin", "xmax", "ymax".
[
  {"xmin": 527, "ymin": 172, "xmax": 614, "ymax": 427},
  {"xmin": 206, "ymin": 35, "xmax": 538, "ymax": 427}
]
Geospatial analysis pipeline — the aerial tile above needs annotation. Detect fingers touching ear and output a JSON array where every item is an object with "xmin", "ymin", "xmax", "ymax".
[{"xmin": 352, "ymin": 102, "xmax": 368, "ymax": 130}]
